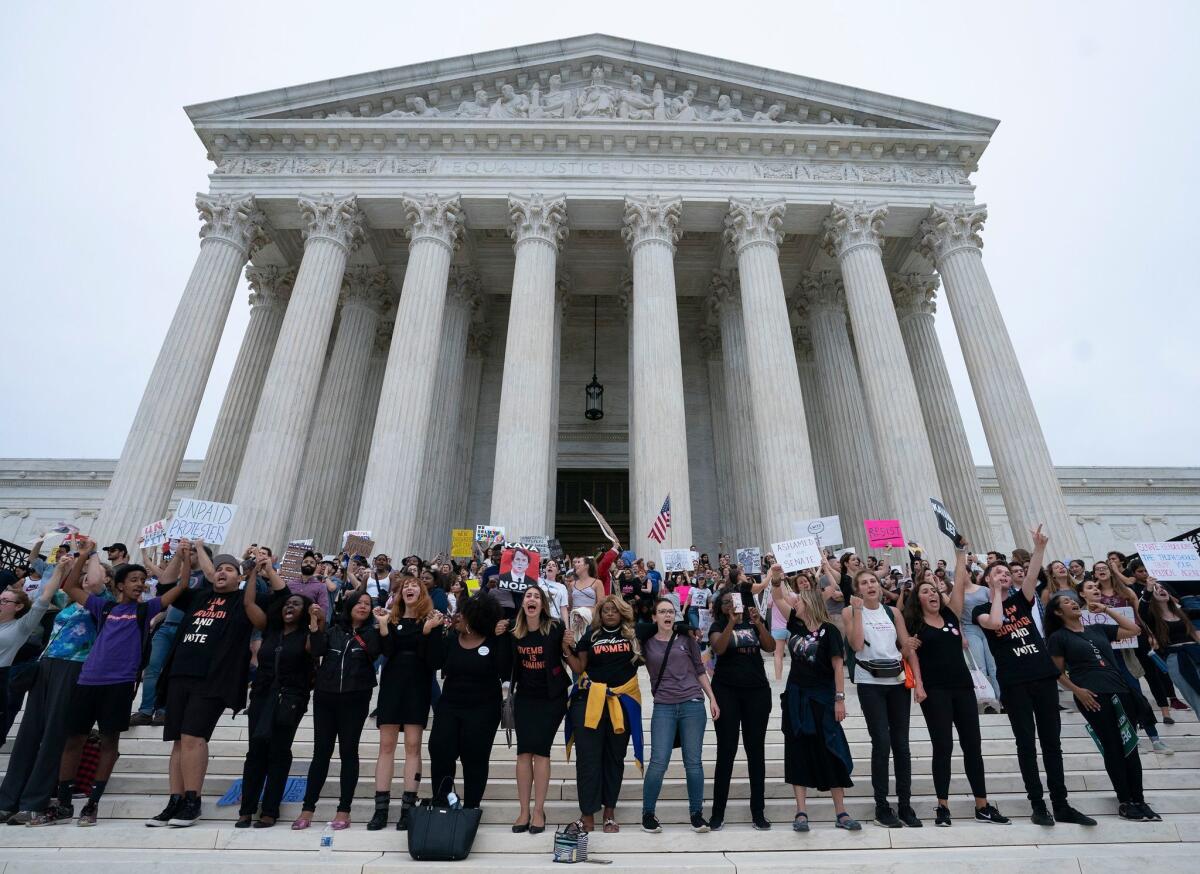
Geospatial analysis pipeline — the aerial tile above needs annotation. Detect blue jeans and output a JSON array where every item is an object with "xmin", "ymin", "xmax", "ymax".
[
  {"xmin": 137, "ymin": 622, "xmax": 178, "ymax": 715},
  {"xmin": 642, "ymin": 698, "xmax": 707, "ymax": 815}
]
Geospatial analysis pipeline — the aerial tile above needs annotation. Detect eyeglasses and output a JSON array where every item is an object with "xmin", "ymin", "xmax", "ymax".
[
  {"xmin": 654, "ymin": 609, "xmax": 675, "ymax": 616},
  {"xmin": 0, "ymin": 598, "xmax": 20, "ymax": 606}
]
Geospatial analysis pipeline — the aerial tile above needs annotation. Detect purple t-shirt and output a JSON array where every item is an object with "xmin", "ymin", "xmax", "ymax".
[
  {"xmin": 78, "ymin": 594, "xmax": 164, "ymax": 686},
  {"xmin": 287, "ymin": 577, "xmax": 329, "ymax": 615}
]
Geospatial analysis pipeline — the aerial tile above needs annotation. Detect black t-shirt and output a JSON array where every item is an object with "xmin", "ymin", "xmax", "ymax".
[
  {"xmin": 436, "ymin": 632, "xmax": 512, "ymax": 708},
  {"xmin": 971, "ymin": 590, "xmax": 1058, "ymax": 688},
  {"xmin": 1048, "ymin": 624, "xmax": 1128, "ymax": 694},
  {"xmin": 709, "ymin": 617, "xmax": 769, "ymax": 689},
  {"xmin": 913, "ymin": 607, "xmax": 972, "ymax": 690},
  {"xmin": 170, "ymin": 589, "xmax": 248, "ymax": 678},
  {"xmin": 574, "ymin": 625, "xmax": 638, "ymax": 686},
  {"xmin": 252, "ymin": 627, "xmax": 313, "ymax": 695},
  {"xmin": 515, "ymin": 629, "xmax": 551, "ymax": 696},
  {"xmin": 785, "ymin": 615, "xmax": 841, "ymax": 689}
]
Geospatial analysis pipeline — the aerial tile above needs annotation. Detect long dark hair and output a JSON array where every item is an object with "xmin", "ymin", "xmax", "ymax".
[
  {"xmin": 1144, "ymin": 591, "xmax": 1193, "ymax": 651},
  {"xmin": 900, "ymin": 579, "xmax": 938, "ymax": 636},
  {"xmin": 339, "ymin": 589, "xmax": 373, "ymax": 628}
]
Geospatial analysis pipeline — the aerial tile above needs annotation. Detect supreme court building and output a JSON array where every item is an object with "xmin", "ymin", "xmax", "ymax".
[{"xmin": 81, "ymin": 35, "xmax": 1124, "ymax": 561}]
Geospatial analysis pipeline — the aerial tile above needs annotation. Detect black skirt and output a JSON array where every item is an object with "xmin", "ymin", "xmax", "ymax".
[
  {"xmin": 514, "ymin": 691, "xmax": 568, "ymax": 756},
  {"xmin": 375, "ymin": 654, "xmax": 435, "ymax": 728},
  {"xmin": 782, "ymin": 695, "xmax": 853, "ymax": 791}
]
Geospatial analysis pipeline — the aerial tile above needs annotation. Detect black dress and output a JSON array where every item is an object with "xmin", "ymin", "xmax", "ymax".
[
  {"xmin": 512, "ymin": 624, "xmax": 570, "ymax": 757},
  {"xmin": 781, "ymin": 614, "xmax": 853, "ymax": 791},
  {"xmin": 375, "ymin": 617, "xmax": 438, "ymax": 727}
]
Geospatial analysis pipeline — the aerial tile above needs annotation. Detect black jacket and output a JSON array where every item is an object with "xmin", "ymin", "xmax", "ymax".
[{"xmin": 311, "ymin": 623, "xmax": 382, "ymax": 695}]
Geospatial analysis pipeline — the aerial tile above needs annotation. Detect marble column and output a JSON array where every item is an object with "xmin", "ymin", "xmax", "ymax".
[
  {"xmin": 415, "ymin": 266, "xmax": 480, "ymax": 555},
  {"xmin": 358, "ymin": 194, "xmax": 464, "ymax": 555},
  {"xmin": 623, "ymin": 195, "xmax": 693, "ymax": 557},
  {"xmin": 450, "ymin": 326, "xmax": 490, "ymax": 532},
  {"xmin": 791, "ymin": 324, "xmax": 839, "ymax": 521},
  {"xmin": 918, "ymin": 203, "xmax": 1079, "ymax": 554},
  {"xmin": 724, "ymin": 198, "xmax": 821, "ymax": 543},
  {"xmin": 290, "ymin": 266, "xmax": 391, "ymax": 550},
  {"xmin": 224, "ymin": 194, "xmax": 365, "ymax": 552},
  {"xmin": 96, "ymin": 194, "xmax": 267, "ymax": 545},
  {"xmin": 342, "ymin": 317, "xmax": 391, "ymax": 536},
  {"xmin": 700, "ymin": 325, "xmax": 737, "ymax": 548},
  {"xmin": 797, "ymin": 270, "xmax": 885, "ymax": 554},
  {"xmin": 822, "ymin": 200, "xmax": 945, "ymax": 558},
  {"xmin": 707, "ymin": 270, "xmax": 763, "ymax": 549},
  {"xmin": 891, "ymin": 272, "xmax": 993, "ymax": 548},
  {"xmin": 194, "ymin": 265, "xmax": 294, "ymax": 503},
  {"xmin": 545, "ymin": 272, "xmax": 571, "ymax": 535},
  {"xmin": 489, "ymin": 194, "xmax": 568, "ymax": 537}
]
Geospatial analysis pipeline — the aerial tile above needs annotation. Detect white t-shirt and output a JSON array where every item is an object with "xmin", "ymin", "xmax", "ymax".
[
  {"xmin": 539, "ymin": 579, "xmax": 570, "ymax": 620},
  {"xmin": 853, "ymin": 604, "xmax": 904, "ymax": 686}
]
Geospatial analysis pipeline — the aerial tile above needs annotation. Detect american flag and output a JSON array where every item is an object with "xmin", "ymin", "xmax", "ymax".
[{"xmin": 647, "ymin": 494, "xmax": 672, "ymax": 543}]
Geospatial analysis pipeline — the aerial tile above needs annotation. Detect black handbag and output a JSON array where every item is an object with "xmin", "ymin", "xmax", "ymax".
[
  {"xmin": 407, "ymin": 782, "xmax": 482, "ymax": 862},
  {"xmin": 7, "ymin": 659, "xmax": 40, "ymax": 695}
]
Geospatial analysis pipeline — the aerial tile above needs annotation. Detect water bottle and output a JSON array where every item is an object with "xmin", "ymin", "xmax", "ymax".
[{"xmin": 319, "ymin": 823, "xmax": 334, "ymax": 856}]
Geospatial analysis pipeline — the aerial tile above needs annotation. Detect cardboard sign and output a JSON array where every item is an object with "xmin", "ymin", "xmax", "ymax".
[
  {"xmin": 519, "ymin": 535, "xmax": 550, "ymax": 556},
  {"xmin": 736, "ymin": 547, "xmax": 762, "ymax": 576},
  {"xmin": 771, "ymin": 537, "xmax": 823, "ymax": 572},
  {"xmin": 140, "ymin": 518, "xmax": 169, "ymax": 549},
  {"xmin": 450, "ymin": 529, "xmax": 474, "ymax": 558},
  {"xmin": 795, "ymin": 515, "xmax": 843, "ymax": 547},
  {"xmin": 660, "ymin": 548, "xmax": 692, "ymax": 572},
  {"xmin": 1135, "ymin": 541, "xmax": 1200, "ymax": 581},
  {"xmin": 341, "ymin": 530, "xmax": 372, "ymax": 546},
  {"xmin": 280, "ymin": 538, "xmax": 314, "ymax": 584},
  {"xmin": 1081, "ymin": 605, "xmax": 1138, "ymax": 650},
  {"xmin": 865, "ymin": 519, "xmax": 904, "ymax": 550},
  {"xmin": 343, "ymin": 534, "xmax": 375, "ymax": 561},
  {"xmin": 165, "ymin": 499, "xmax": 238, "ymax": 546},
  {"xmin": 929, "ymin": 498, "xmax": 965, "ymax": 547},
  {"xmin": 583, "ymin": 499, "xmax": 619, "ymax": 544},
  {"xmin": 475, "ymin": 525, "xmax": 506, "ymax": 547}
]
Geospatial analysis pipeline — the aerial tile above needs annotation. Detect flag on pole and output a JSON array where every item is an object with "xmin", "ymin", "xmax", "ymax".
[{"xmin": 647, "ymin": 494, "xmax": 672, "ymax": 543}]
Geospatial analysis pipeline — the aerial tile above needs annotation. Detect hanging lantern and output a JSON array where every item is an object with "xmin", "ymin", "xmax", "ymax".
[{"xmin": 584, "ymin": 295, "xmax": 604, "ymax": 420}]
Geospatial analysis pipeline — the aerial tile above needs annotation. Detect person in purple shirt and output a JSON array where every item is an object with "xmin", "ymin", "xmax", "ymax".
[
  {"xmin": 53, "ymin": 536, "xmax": 191, "ymax": 826},
  {"xmin": 287, "ymin": 551, "xmax": 331, "ymax": 616}
]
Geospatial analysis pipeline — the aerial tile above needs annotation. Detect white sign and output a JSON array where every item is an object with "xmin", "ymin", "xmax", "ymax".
[
  {"xmin": 140, "ymin": 518, "xmax": 170, "ymax": 549},
  {"xmin": 795, "ymin": 515, "xmax": 843, "ymax": 547},
  {"xmin": 475, "ymin": 525, "xmax": 506, "ymax": 546},
  {"xmin": 771, "ymin": 537, "xmax": 824, "ymax": 573},
  {"xmin": 1081, "ymin": 605, "xmax": 1139, "ymax": 650},
  {"xmin": 660, "ymin": 549, "xmax": 693, "ymax": 573},
  {"xmin": 341, "ymin": 530, "xmax": 372, "ymax": 546},
  {"xmin": 519, "ymin": 535, "xmax": 550, "ymax": 556},
  {"xmin": 1136, "ymin": 541, "xmax": 1200, "ymax": 581},
  {"xmin": 164, "ymin": 499, "xmax": 238, "ymax": 546}
]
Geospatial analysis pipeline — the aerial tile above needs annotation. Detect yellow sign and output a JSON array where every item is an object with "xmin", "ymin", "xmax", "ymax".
[{"xmin": 451, "ymin": 529, "xmax": 474, "ymax": 558}]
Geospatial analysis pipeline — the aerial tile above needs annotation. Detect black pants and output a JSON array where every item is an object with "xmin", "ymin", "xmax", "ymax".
[
  {"xmin": 570, "ymin": 696, "xmax": 631, "ymax": 815},
  {"xmin": 428, "ymin": 700, "xmax": 500, "ymax": 809},
  {"xmin": 919, "ymin": 686, "xmax": 987, "ymax": 800},
  {"xmin": 0, "ymin": 659, "xmax": 82, "ymax": 812},
  {"xmin": 1000, "ymin": 677, "xmax": 1066, "ymax": 806},
  {"xmin": 1080, "ymin": 690, "xmax": 1144, "ymax": 804},
  {"xmin": 303, "ymin": 688, "xmax": 372, "ymax": 813},
  {"xmin": 240, "ymin": 693, "xmax": 305, "ymax": 818},
  {"xmin": 710, "ymin": 682, "xmax": 771, "ymax": 819},
  {"xmin": 1135, "ymin": 644, "xmax": 1175, "ymax": 707},
  {"xmin": 856, "ymin": 682, "xmax": 912, "ymax": 807}
]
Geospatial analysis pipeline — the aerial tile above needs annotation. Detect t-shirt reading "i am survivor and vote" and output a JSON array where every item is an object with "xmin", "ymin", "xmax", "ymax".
[{"xmin": 971, "ymin": 590, "xmax": 1058, "ymax": 688}]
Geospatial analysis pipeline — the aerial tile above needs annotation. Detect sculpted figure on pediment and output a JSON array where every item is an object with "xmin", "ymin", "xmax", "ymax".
[
  {"xmin": 452, "ymin": 90, "xmax": 491, "ymax": 118},
  {"xmin": 530, "ymin": 74, "xmax": 575, "ymax": 119},
  {"xmin": 616, "ymin": 74, "xmax": 656, "ymax": 120},
  {"xmin": 575, "ymin": 66, "xmax": 618, "ymax": 118},
  {"xmin": 382, "ymin": 96, "xmax": 441, "ymax": 118},
  {"xmin": 708, "ymin": 94, "xmax": 744, "ymax": 122},
  {"xmin": 752, "ymin": 102, "xmax": 785, "ymax": 123},
  {"xmin": 489, "ymin": 83, "xmax": 531, "ymax": 119},
  {"xmin": 666, "ymin": 88, "xmax": 701, "ymax": 122}
]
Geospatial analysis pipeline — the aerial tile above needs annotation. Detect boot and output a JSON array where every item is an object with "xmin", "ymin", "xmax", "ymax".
[
  {"xmin": 396, "ymin": 791, "xmax": 418, "ymax": 831},
  {"xmin": 366, "ymin": 791, "xmax": 390, "ymax": 831}
]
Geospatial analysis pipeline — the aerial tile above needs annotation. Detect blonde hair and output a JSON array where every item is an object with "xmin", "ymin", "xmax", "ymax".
[
  {"xmin": 513, "ymin": 585, "xmax": 554, "ymax": 638},
  {"xmin": 793, "ymin": 588, "xmax": 832, "ymax": 628},
  {"xmin": 591, "ymin": 594, "xmax": 641, "ymax": 661}
]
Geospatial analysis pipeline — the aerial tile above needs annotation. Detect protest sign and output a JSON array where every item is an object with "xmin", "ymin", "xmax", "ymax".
[
  {"xmin": 834, "ymin": 547, "xmax": 856, "ymax": 560},
  {"xmin": 771, "ymin": 537, "xmax": 823, "ymax": 572},
  {"xmin": 736, "ymin": 547, "xmax": 762, "ymax": 576},
  {"xmin": 865, "ymin": 519, "xmax": 904, "ymax": 550},
  {"xmin": 583, "ymin": 500, "xmax": 619, "ymax": 544},
  {"xmin": 519, "ymin": 535, "xmax": 550, "ymax": 557},
  {"xmin": 496, "ymin": 542, "xmax": 540, "ymax": 595},
  {"xmin": 280, "ymin": 538, "xmax": 314, "ymax": 583},
  {"xmin": 1081, "ymin": 605, "xmax": 1138, "ymax": 650},
  {"xmin": 660, "ymin": 549, "xmax": 692, "ymax": 572},
  {"xmin": 475, "ymin": 525, "xmax": 506, "ymax": 547},
  {"xmin": 929, "ymin": 498, "xmax": 965, "ymax": 547},
  {"xmin": 140, "ymin": 518, "xmax": 169, "ymax": 550},
  {"xmin": 165, "ymin": 499, "xmax": 238, "ymax": 545},
  {"xmin": 343, "ymin": 533, "xmax": 375, "ymax": 561},
  {"xmin": 795, "ymin": 515, "xmax": 843, "ymax": 547},
  {"xmin": 450, "ymin": 529, "xmax": 474, "ymax": 558},
  {"xmin": 341, "ymin": 530, "xmax": 372, "ymax": 546},
  {"xmin": 1135, "ymin": 541, "xmax": 1200, "ymax": 581},
  {"xmin": 547, "ymin": 538, "xmax": 565, "ymax": 561}
]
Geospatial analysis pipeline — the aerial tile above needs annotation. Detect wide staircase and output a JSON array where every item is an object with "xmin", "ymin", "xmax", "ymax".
[{"xmin": 1, "ymin": 672, "xmax": 1197, "ymax": 872}]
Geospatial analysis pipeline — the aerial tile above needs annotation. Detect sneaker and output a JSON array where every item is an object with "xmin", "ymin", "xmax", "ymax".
[
  {"xmin": 1163, "ymin": 715, "xmax": 1175, "ymax": 725},
  {"xmin": 708, "ymin": 816, "xmax": 723, "ymax": 831},
  {"xmin": 7, "ymin": 811, "xmax": 33, "ymax": 826},
  {"xmin": 146, "ymin": 795, "xmax": 181, "ymax": 827},
  {"xmin": 1030, "ymin": 803, "xmax": 1055, "ymax": 827},
  {"xmin": 751, "ymin": 812, "xmax": 771, "ymax": 830},
  {"xmin": 1118, "ymin": 803, "xmax": 1143, "ymax": 821},
  {"xmin": 77, "ymin": 803, "xmax": 98, "ymax": 827},
  {"xmin": 1169, "ymin": 697, "xmax": 1188, "ymax": 711},
  {"xmin": 0, "ymin": 810, "xmax": 14, "ymax": 825},
  {"xmin": 898, "ymin": 805, "xmax": 923, "ymax": 828},
  {"xmin": 641, "ymin": 812, "xmax": 662, "ymax": 834},
  {"xmin": 1151, "ymin": 739, "xmax": 1173, "ymax": 755},
  {"xmin": 934, "ymin": 805, "xmax": 952, "ymax": 827},
  {"xmin": 129, "ymin": 712, "xmax": 153, "ymax": 727},
  {"xmin": 873, "ymin": 805, "xmax": 902, "ymax": 828},
  {"xmin": 168, "ymin": 795, "xmax": 201, "ymax": 827},
  {"xmin": 690, "ymin": 812, "xmax": 710, "ymax": 833},
  {"xmin": 151, "ymin": 711, "xmax": 166, "ymax": 727},
  {"xmin": 1137, "ymin": 803, "xmax": 1162, "ymax": 822},
  {"xmin": 1053, "ymin": 805, "xmax": 1097, "ymax": 826},
  {"xmin": 975, "ymin": 804, "xmax": 1010, "ymax": 825},
  {"xmin": 835, "ymin": 812, "xmax": 862, "ymax": 831}
]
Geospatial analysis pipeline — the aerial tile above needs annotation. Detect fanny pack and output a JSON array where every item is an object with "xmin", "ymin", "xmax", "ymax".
[{"xmin": 857, "ymin": 658, "xmax": 903, "ymax": 679}]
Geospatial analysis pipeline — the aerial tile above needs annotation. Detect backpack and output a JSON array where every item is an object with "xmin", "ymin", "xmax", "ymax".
[{"xmin": 97, "ymin": 601, "xmax": 154, "ymax": 686}]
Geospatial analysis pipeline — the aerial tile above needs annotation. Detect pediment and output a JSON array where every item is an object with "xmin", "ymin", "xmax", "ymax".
[{"xmin": 186, "ymin": 34, "xmax": 997, "ymax": 137}]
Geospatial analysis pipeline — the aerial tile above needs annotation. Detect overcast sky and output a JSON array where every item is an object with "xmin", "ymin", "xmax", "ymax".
[{"xmin": 2, "ymin": 1, "xmax": 1196, "ymax": 468}]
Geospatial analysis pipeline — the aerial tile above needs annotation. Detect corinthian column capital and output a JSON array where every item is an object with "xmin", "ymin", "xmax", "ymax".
[
  {"xmin": 622, "ymin": 195, "xmax": 682, "ymax": 252},
  {"xmin": 245, "ymin": 265, "xmax": 295, "ymax": 310},
  {"xmin": 797, "ymin": 269, "xmax": 846, "ymax": 315},
  {"xmin": 821, "ymin": 200, "xmax": 887, "ymax": 258},
  {"xmin": 197, "ymin": 193, "xmax": 269, "ymax": 257},
  {"xmin": 299, "ymin": 193, "xmax": 367, "ymax": 252},
  {"xmin": 917, "ymin": 202, "xmax": 987, "ymax": 263},
  {"xmin": 724, "ymin": 197, "xmax": 785, "ymax": 253},
  {"xmin": 341, "ymin": 265, "xmax": 392, "ymax": 314},
  {"xmin": 402, "ymin": 193, "xmax": 464, "ymax": 250},
  {"xmin": 890, "ymin": 272, "xmax": 940, "ymax": 319},
  {"xmin": 508, "ymin": 193, "xmax": 568, "ymax": 249}
]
